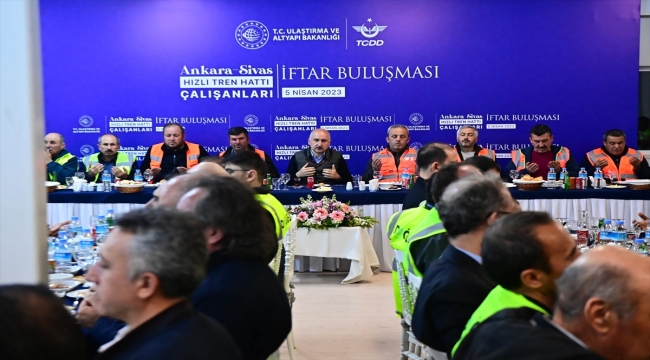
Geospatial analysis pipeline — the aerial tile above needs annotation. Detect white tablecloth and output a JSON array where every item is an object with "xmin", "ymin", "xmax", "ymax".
[
  {"xmin": 293, "ymin": 227, "xmax": 379, "ymax": 284},
  {"xmin": 47, "ymin": 199, "xmax": 649, "ymax": 274}
]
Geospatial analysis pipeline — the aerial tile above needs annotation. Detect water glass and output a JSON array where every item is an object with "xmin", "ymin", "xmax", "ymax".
[
  {"xmin": 509, "ymin": 170, "xmax": 520, "ymax": 182},
  {"xmin": 353, "ymin": 175, "xmax": 360, "ymax": 187},
  {"xmin": 293, "ymin": 178, "xmax": 301, "ymax": 188},
  {"xmin": 272, "ymin": 178, "xmax": 282, "ymax": 191},
  {"xmin": 280, "ymin": 173, "xmax": 290, "ymax": 190},
  {"xmin": 75, "ymin": 172, "xmax": 85, "ymax": 180},
  {"xmin": 144, "ymin": 169, "xmax": 154, "ymax": 183},
  {"xmin": 65, "ymin": 177, "xmax": 74, "ymax": 187},
  {"xmin": 373, "ymin": 171, "xmax": 382, "ymax": 181}
]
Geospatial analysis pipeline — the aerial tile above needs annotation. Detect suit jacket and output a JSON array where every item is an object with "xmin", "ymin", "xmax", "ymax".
[
  {"xmin": 411, "ymin": 245, "xmax": 496, "ymax": 355},
  {"xmin": 454, "ymin": 307, "xmax": 606, "ymax": 360},
  {"xmin": 96, "ymin": 301, "xmax": 240, "ymax": 360},
  {"xmin": 191, "ymin": 251, "xmax": 292, "ymax": 360}
]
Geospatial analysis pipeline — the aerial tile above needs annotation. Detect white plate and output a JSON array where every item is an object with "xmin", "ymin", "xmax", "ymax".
[
  {"xmin": 605, "ymin": 185, "xmax": 626, "ymax": 189},
  {"xmin": 66, "ymin": 289, "xmax": 90, "ymax": 298},
  {"xmin": 312, "ymin": 188, "xmax": 333, "ymax": 192},
  {"xmin": 503, "ymin": 183, "xmax": 516, "ymax": 188},
  {"xmin": 49, "ymin": 280, "xmax": 80, "ymax": 292},
  {"xmin": 513, "ymin": 179, "xmax": 544, "ymax": 184},
  {"xmin": 54, "ymin": 265, "xmax": 81, "ymax": 274},
  {"xmin": 45, "ymin": 181, "xmax": 60, "ymax": 187},
  {"xmin": 114, "ymin": 183, "xmax": 145, "ymax": 188},
  {"xmin": 618, "ymin": 180, "xmax": 650, "ymax": 185},
  {"xmin": 542, "ymin": 181, "xmax": 563, "ymax": 188},
  {"xmin": 49, "ymin": 273, "xmax": 73, "ymax": 281},
  {"xmin": 379, "ymin": 188, "xmax": 401, "ymax": 191},
  {"xmin": 144, "ymin": 184, "xmax": 158, "ymax": 187}
]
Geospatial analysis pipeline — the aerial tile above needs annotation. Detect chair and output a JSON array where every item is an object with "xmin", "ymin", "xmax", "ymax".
[
  {"xmin": 284, "ymin": 218, "xmax": 298, "ymax": 360},
  {"xmin": 408, "ymin": 273, "xmax": 448, "ymax": 360},
  {"xmin": 269, "ymin": 238, "xmax": 284, "ymax": 275}
]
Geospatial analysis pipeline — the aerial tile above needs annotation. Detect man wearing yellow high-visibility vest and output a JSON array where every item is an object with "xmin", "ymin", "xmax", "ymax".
[
  {"xmin": 80, "ymin": 134, "xmax": 138, "ymax": 183},
  {"xmin": 452, "ymin": 211, "xmax": 580, "ymax": 358},
  {"xmin": 44, "ymin": 133, "xmax": 78, "ymax": 184}
]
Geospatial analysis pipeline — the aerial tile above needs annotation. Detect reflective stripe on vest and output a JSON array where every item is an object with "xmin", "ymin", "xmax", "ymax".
[
  {"xmin": 255, "ymin": 193, "xmax": 291, "ymax": 239},
  {"xmin": 477, "ymin": 148, "xmax": 496, "ymax": 160},
  {"xmin": 586, "ymin": 148, "xmax": 641, "ymax": 180},
  {"xmin": 511, "ymin": 147, "xmax": 570, "ymax": 171},
  {"xmin": 387, "ymin": 206, "xmax": 429, "ymax": 252},
  {"xmin": 372, "ymin": 148, "xmax": 417, "ymax": 182},
  {"xmin": 404, "ymin": 209, "xmax": 446, "ymax": 278},
  {"xmin": 149, "ymin": 142, "xmax": 201, "ymax": 169},
  {"xmin": 49, "ymin": 152, "xmax": 75, "ymax": 181},
  {"xmin": 83, "ymin": 152, "xmax": 134, "ymax": 182},
  {"xmin": 451, "ymin": 286, "xmax": 549, "ymax": 356}
]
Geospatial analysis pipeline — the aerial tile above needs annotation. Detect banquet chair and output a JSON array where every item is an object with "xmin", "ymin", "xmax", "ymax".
[
  {"xmin": 394, "ymin": 250, "xmax": 425, "ymax": 360},
  {"xmin": 407, "ymin": 273, "xmax": 448, "ymax": 360},
  {"xmin": 269, "ymin": 238, "xmax": 284, "ymax": 275},
  {"xmin": 284, "ymin": 218, "xmax": 298, "ymax": 360}
]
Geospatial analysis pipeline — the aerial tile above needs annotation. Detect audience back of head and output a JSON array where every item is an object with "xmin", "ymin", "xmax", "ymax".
[
  {"xmin": 463, "ymin": 156, "xmax": 501, "ymax": 174},
  {"xmin": 222, "ymin": 151, "xmax": 268, "ymax": 183},
  {"xmin": 429, "ymin": 163, "xmax": 482, "ymax": 204}
]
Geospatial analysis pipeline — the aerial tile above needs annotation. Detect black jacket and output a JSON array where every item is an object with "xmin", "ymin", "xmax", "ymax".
[
  {"xmin": 412, "ymin": 246, "xmax": 496, "ymax": 355},
  {"xmin": 454, "ymin": 307, "xmax": 606, "ymax": 360},
  {"xmin": 96, "ymin": 301, "xmax": 240, "ymax": 360},
  {"xmin": 579, "ymin": 146, "xmax": 650, "ymax": 179},
  {"xmin": 220, "ymin": 145, "xmax": 280, "ymax": 178},
  {"xmin": 139, "ymin": 142, "xmax": 209, "ymax": 182},
  {"xmin": 286, "ymin": 148, "xmax": 352, "ymax": 185},
  {"xmin": 402, "ymin": 175, "xmax": 428, "ymax": 210}
]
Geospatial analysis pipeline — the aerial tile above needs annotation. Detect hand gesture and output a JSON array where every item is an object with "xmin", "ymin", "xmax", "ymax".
[
  {"xmin": 48, "ymin": 220, "xmax": 71, "ymax": 237},
  {"xmin": 176, "ymin": 166, "xmax": 188, "ymax": 174},
  {"xmin": 76, "ymin": 292, "xmax": 100, "ymax": 329},
  {"xmin": 111, "ymin": 166, "xmax": 127, "ymax": 179},
  {"xmin": 632, "ymin": 212, "xmax": 649, "ymax": 230},
  {"xmin": 595, "ymin": 158, "xmax": 609, "ymax": 168},
  {"xmin": 150, "ymin": 168, "xmax": 162, "ymax": 176},
  {"xmin": 371, "ymin": 158, "xmax": 382, "ymax": 171},
  {"xmin": 548, "ymin": 161, "xmax": 562, "ymax": 174},
  {"xmin": 629, "ymin": 157, "xmax": 641, "ymax": 169},
  {"xmin": 88, "ymin": 164, "xmax": 104, "ymax": 176},
  {"xmin": 525, "ymin": 162, "xmax": 539, "ymax": 174},
  {"xmin": 296, "ymin": 163, "xmax": 315, "ymax": 178},
  {"xmin": 44, "ymin": 150, "xmax": 52, "ymax": 163},
  {"xmin": 323, "ymin": 165, "xmax": 340, "ymax": 180}
]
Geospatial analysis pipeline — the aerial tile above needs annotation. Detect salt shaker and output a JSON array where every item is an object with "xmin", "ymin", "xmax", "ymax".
[{"xmin": 346, "ymin": 182, "xmax": 353, "ymax": 191}]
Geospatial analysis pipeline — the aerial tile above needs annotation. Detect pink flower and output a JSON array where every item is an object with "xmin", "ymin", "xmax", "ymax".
[
  {"xmin": 351, "ymin": 210, "xmax": 359, "ymax": 217},
  {"xmin": 297, "ymin": 212, "xmax": 309, "ymax": 222},
  {"xmin": 313, "ymin": 208, "xmax": 329, "ymax": 220},
  {"xmin": 315, "ymin": 201, "xmax": 323, "ymax": 208},
  {"xmin": 340, "ymin": 204, "xmax": 350, "ymax": 213},
  {"xmin": 329, "ymin": 211, "xmax": 345, "ymax": 222}
]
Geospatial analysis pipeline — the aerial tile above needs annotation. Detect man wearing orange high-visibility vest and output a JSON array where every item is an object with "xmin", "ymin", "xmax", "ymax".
[
  {"xmin": 140, "ymin": 123, "xmax": 209, "ymax": 183},
  {"xmin": 580, "ymin": 129, "xmax": 650, "ymax": 180},
  {"xmin": 504, "ymin": 124, "xmax": 579, "ymax": 180},
  {"xmin": 362, "ymin": 125, "xmax": 418, "ymax": 182}
]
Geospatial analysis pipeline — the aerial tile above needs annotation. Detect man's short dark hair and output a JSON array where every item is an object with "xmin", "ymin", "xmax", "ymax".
[
  {"xmin": 430, "ymin": 162, "xmax": 464, "ymax": 204},
  {"xmin": 200, "ymin": 156, "xmax": 224, "ymax": 165},
  {"xmin": 603, "ymin": 129, "xmax": 626, "ymax": 141},
  {"xmin": 530, "ymin": 124, "xmax": 552, "ymax": 137},
  {"xmin": 482, "ymin": 212, "xmax": 554, "ymax": 290},
  {"xmin": 416, "ymin": 142, "xmax": 453, "ymax": 169},
  {"xmin": 0, "ymin": 285, "xmax": 86, "ymax": 358},
  {"xmin": 463, "ymin": 156, "xmax": 501, "ymax": 174},
  {"xmin": 438, "ymin": 174, "xmax": 512, "ymax": 238},
  {"xmin": 163, "ymin": 122, "xmax": 185, "ymax": 135},
  {"xmin": 228, "ymin": 127, "xmax": 249, "ymax": 137},
  {"xmin": 222, "ymin": 151, "xmax": 268, "ymax": 182},
  {"xmin": 192, "ymin": 177, "xmax": 276, "ymax": 261}
]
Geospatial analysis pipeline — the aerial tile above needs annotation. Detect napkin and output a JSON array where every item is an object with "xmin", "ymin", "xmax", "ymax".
[{"xmin": 369, "ymin": 179, "xmax": 379, "ymax": 192}]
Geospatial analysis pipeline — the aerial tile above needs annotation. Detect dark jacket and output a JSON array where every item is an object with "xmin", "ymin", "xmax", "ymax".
[
  {"xmin": 190, "ymin": 251, "xmax": 292, "ymax": 360},
  {"xmin": 454, "ymin": 307, "xmax": 606, "ymax": 360},
  {"xmin": 139, "ymin": 142, "xmax": 209, "ymax": 182},
  {"xmin": 410, "ymin": 231, "xmax": 449, "ymax": 276},
  {"xmin": 402, "ymin": 175, "xmax": 428, "ymax": 210},
  {"xmin": 95, "ymin": 301, "xmax": 240, "ymax": 360},
  {"xmin": 47, "ymin": 149, "xmax": 78, "ymax": 184},
  {"xmin": 77, "ymin": 153, "xmax": 138, "ymax": 183},
  {"xmin": 221, "ymin": 145, "xmax": 280, "ymax": 178},
  {"xmin": 579, "ymin": 146, "xmax": 650, "ymax": 179},
  {"xmin": 412, "ymin": 246, "xmax": 496, "ymax": 355},
  {"xmin": 286, "ymin": 148, "xmax": 352, "ymax": 185},
  {"xmin": 503, "ymin": 145, "xmax": 579, "ymax": 178}
]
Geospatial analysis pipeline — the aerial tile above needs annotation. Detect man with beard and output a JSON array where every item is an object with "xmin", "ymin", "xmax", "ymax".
[
  {"xmin": 44, "ymin": 132, "xmax": 78, "ymax": 184},
  {"xmin": 287, "ymin": 128, "xmax": 352, "ymax": 185},
  {"xmin": 219, "ymin": 127, "xmax": 279, "ymax": 178},
  {"xmin": 79, "ymin": 134, "xmax": 137, "ymax": 182},
  {"xmin": 362, "ymin": 125, "xmax": 417, "ymax": 182},
  {"xmin": 140, "ymin": 123, "xmax": 209, "ymax": 182},
  {"xmin": 581, "ymin": 129, "xmax": 650, "ymax": 179},
  {"xmin": 454, "ymin": 126, "xmax": 495, "ymax": 161}
]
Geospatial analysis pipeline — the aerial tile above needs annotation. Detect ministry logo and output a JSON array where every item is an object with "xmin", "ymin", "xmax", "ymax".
[
  {"xmin": 411, "ymin": 142, "xmax": 423, "ymax": 150},
  {"xmin": 244, "ymin": 114, "xmax": 259, "ymax": 126},
  {"xmin": 80, "ymin": 145, "xmax": 95, "ymax": 156},
  {"xmin": 79, "ymin": 115, "xmax": 93, "ymax": 128},
  {"xmin": 352, "ymin": 18, "xmax": 387, "ymax": 38},
  {"xmin": 235, "ymin": 20, "xmax": 270, "ymax": 50},
  {"xmin": 409, "ymin": 113, "xmax": 424, "ymax": 125}
]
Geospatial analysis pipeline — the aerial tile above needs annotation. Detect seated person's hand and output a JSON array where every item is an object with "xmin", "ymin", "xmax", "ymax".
[
  {"xmin": 322, "ymin": 165, "xmax": 340, "ymax": 180},
  {"xmin": 48, "ymin": 220, "xmax": 71, "ymax": 237},
  {"xmin": 76, "ymin": 291, "xmax": 100, "ymax": 329},
  {"xmin": 150, "ymin": 168, "xmax": 162, "ymax": 176},
  {"xmin": 296, "ymin": 163, "xmax": 315, "ymax": 178},
  {"xmin": 525, "ymin": 162, "xmax": 539, "ymax": 174},
  {"xmin": 595, "ymin": 158, "xmax": 609, "ymax": 168},
  {"xmin": 633, "ymin": 212, "xmax": 649, "ymax": 230},
  {"xmin": 176, "ymin": 166, "xmax": 188, "ymax": 174}
]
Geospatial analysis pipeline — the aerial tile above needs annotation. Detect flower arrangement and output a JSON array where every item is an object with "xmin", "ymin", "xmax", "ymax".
[{"xmin": 289, "ymin": 195, "xmax": 379, "ymax": 230}]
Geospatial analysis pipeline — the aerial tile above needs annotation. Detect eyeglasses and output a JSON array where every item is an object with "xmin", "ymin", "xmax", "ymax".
[{"xmin": 224, "ymin": 168, "xmax": 249, "ymax": 175}]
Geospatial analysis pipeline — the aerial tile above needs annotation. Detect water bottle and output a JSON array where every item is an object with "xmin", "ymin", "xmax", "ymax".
[
  {"xmin": 593, "ymin": 167, "xmax": 603, "ymax": 189},
  {"xmin": 69, "ymin": 215, "xmax": 82, "ymax": 237},
  {"xmin": 578, "ymin": 168, "xmax": 588, "ymax": 189},
  {"xmin": 634, "ymin": 239, "xmax": 648, "ymax": 255},
  {"xmin": 79, "ymin": 229, "xmax": 94, "ymax": 250},
  {"xmin": 547, "ymin": 168, "xmax": 557, "ymax": 190},
  {"xmin": 96, "ymin": 215, "xmax": 109, "ymax": 246},
  {"xmin": 134, "ymin": 169, "xmax": 143, "ymax": 182},
  {"xmin": 102, "ymin": 170, "xmax": 111, "ymax": 192},
  {"xmin": 401, "ymin": 167, "xmax": 410, "ymax": 188},
  {"xmin": 559, "ymin": 167, "xmax": 568, "ymax": 180},
  {"xmin": 106, "ymin": 209, "xmax": 115, "ymax": 227},
  {"xmin": 53, "ymin": 231, "xmax": 72, "ymax": 267},
  {"xmin": 600, "ymin": 220, "xmax": 612, "ymax": 244},
  {"xmin": 614, "ymin": 221, "xmax": 626, "ymax": 244}
]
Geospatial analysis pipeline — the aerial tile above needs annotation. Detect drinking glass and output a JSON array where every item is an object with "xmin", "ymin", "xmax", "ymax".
[
  {"xmin": 353, "ymin": 175, "xmax": 360, "ymax": 187},
  {"xmin": 566, "ymin": 220, "xmax": 579, "ymax": 235},
  {"xmin": 143, "ymin": 169, "xmax": 154, "ymax": 183},
  {"xmin": 293, "ymin": 178, "xmax": 302, "ymax": 188},
  {"xmin": 509, "ymin": 170, "xmax": 520, "ymax": 182},
  {"xmin": 65, "ymin": 177, "xmax": 74, "ymax": 187},
  {"xmin": 272, "ymin": 178, "xmax": 282, "ymax": 191},
  {"xmin": 606, "ymin": 171, "xmax": 617, "ymax": 184},
  {"xmin": 280, "ymin": 173, "xmax": 290, "ymax": 190},
  {"xmin": 373, "ymin": 171, "xmax": 382, "ymax": 181},
  {"xmin": 75, "ymin": 172, "xmax": 85, "ymax": 180}
]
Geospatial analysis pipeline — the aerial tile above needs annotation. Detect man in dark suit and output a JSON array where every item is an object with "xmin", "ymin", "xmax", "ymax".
[
  {"xmin": 411, "ymin": 174, "xmax": 520, "ymax": 355},
  {"xmin": 85, "ymin": 208, "xmax": 240, "ymax": 360}
]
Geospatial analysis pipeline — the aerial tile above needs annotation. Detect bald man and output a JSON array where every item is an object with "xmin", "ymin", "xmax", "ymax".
[
  {"xmin": 452, "ymin": 246, "xmax": 650, "ymax": 360},
  {"xmin": 286, "ymin": 129, "xmax": 352, "ymax": 185},
  {"xmin": 146, "ymin": 172, "xmax": 222, "ymax": 209},
  {"xmin": 44, "ymin": 132, "xmax": 78, "ymax": 184},
  {"xmin": 78, "ymin": 134, "xmax": 138, "ymax": 183},
  {"xmin": 187, "ymin": 162, "xmax": 229, "ymax": 177}
]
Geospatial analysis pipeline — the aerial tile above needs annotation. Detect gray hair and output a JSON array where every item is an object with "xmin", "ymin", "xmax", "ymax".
[
  {"xmin": 387, "ymin": 124, "xmax": 409, "ymax": 136},
  {"xmin": 556, "ymin": 262, "xmax": 637, "ymax": 320},
  {"xmin": 115, "ymin": 208, "xmax": 207, "ymax": 298},
  {"xmin": 438, "ymin": 173, "xmax": 511, "ymax": 238},
  {"xmin": 456, "ymin": 125, "xmax": 478, "ymax": 137},
  {"xmin": 97, "ymin": 134, "xmax": 120, "ymax": 145}
]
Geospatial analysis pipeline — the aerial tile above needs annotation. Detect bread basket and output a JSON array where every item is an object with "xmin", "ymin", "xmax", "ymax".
[
  {"xmin": 513, "ymin": 180, "xmax": 544, "ymax": 191},
  {"xmin": 622, "ymin": 180, "xmax": 650, "ymax": 191},
  {"xmin": 114, "ymin": 183, "xmax": 145, "ymax": 193}
]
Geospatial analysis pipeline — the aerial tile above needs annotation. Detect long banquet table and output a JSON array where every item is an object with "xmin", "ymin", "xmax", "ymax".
[{"xmin": 48, "ymin": 186, "xmax": 650, "ymax": 272}]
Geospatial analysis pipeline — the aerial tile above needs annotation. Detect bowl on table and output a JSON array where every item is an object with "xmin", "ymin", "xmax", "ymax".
[
  {"xmin": 114, "ymin": 182, "xmax": 145, "ymax": 193},
  {"xmin": 46, "ymin": 181, "xmax": 60, "ymax": 192},
  {"xmin": 378, "ymin": 182, "xmax": 399, "ymax": 190},
  {"xmin": 512, "ymin": 179, "xmax": 544, "ymax": 191},
  {"xmin": 623, "ymin": 180, "xmax": 650, "ymax": 190}
]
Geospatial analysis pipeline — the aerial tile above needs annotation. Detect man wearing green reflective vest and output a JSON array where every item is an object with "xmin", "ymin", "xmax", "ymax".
[
  {"xmin": 44, "ymin": 133, "xmax": 78, "ymax": 184},
  {"xmin": 452, "ymin": 211, "xmax": 580, "ymax": 358},
  {"xmin": 79, "ymin": 134, "xmax": 138, "ymax": 182}
]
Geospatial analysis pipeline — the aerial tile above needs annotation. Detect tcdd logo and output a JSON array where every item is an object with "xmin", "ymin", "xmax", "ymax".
[
  {"xmin": 352, "ymin": 18, "xmax": 387, "ymax": 47},
  {"xmin": 409, "ymin": 113, "xmax": 424, "ymax": 125},
  {"xmin": 411, "ymin": 142, "xmax": 423, "ymax": 150},
  {"xmin": 79, "ymin": 115, "xmax": 93, "ymax": 128},
  {"xmin": 244, "ymin": 114, "xmax": 259, "ymax": 126},
  {"xmin": 80, "ymin": 145, "xmax": 95, "ymax": 156},
  {"xmin": 235, "ymin": 21, "xmax": 270, "ymax": 50}
]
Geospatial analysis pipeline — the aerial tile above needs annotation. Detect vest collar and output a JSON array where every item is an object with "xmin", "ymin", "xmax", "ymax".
[
  {"xmin": 455, "ymin": 143, "xmax": 482, "ymax": 154},
  {"xmin": 52, "ymin": 149, "xmax": 71, "ymax": 161},
  {"xmin": 599, "ymin": 145, "xmax": 630, "ymax": 158}
]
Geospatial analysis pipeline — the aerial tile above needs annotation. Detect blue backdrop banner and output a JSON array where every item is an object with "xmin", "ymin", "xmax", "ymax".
[{"xmin": 40, "ymin": 0, "xmax": 640, "ymax": 173}]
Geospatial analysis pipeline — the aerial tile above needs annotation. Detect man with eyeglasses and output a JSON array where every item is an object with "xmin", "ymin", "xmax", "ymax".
[{"xmin": 411, "ymin": 174, "xmax": 520, "ymax": 356}]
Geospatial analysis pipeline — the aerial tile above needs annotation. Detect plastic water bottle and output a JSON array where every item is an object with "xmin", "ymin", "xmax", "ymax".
[
  {"xmin": 134, "ymin": 169, "xmax": 143, "ymax": 182},
  {"xmin": 559, "ymin": 168, "xmax": 568, "ymax": 181},
  {"xmin": 547, "ymin": 168, "xmax": 557, "ymax": 189},
  {"xmin": 96, "ymin": 215, "xmax": 109, "ymax": 246},
  {"xmin": 578, "ymin": 168, "xmax": 588, "ymax": 189},
  {"xmin": 102, "ymin": 170, "xmax": 111, "ymax": 192},
  {"xmin": 401, "ymin": 167, "xmax": 410, "ymax": 188},
  {"xmin": 78, "ymin": 229, "xmax": 94, "ymax": 250},
  {"xmin": 600, "ymin": 220, "xmax": 612, "ymax": 244},
  {"xmin": 69, "ymin": 216, "xmax": 82, "ymax": 237},
  {"xmin": 593, "ymin": 167, "xmax": 603, "ymax": 189},
  {"xmin": 106, "ymin": 209, "xmax": 115, "ymax": 227},
  {"xmin": 53, "ymin": 231, "xmax": 72, "ymax": 267},
  {"xmin": 613, "ymin": 221, "xmax": 626, "ymax": 244},
  {"xmin": 633, "ymin": 239, "xmax": 648, "ymax": 255}
]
